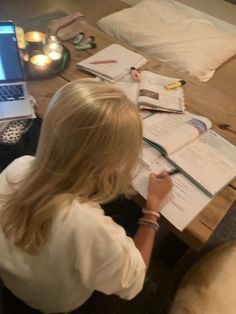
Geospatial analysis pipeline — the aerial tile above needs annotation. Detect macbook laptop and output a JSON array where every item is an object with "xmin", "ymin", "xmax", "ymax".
[{"xmin": 0, "ymin": 21, "xmax": 32, "ymax": 120}]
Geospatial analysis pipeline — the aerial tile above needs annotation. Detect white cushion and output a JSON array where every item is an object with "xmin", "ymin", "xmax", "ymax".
[
  {"xmin": 98, "ymin": 0, "xmax": 236, "ymax": 81},
  {"xmin": 170, "ymin": 241, "xmax": 236, "ymax": 314}
]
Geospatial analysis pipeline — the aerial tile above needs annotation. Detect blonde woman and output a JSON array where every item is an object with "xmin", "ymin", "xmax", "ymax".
[{"xmin": 0, "ymin": 79, "xmax": 172, "ymax": 314}]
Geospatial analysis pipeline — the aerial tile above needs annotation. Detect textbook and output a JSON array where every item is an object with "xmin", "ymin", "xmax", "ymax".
[
  {"xmin": 143, "ymin": 112, "xmax": 236, "ymax": 197},
  {"xmin": 132, "ymin": 142, "xmax": 211, "ymax": 231},
  {"xmin": 76, "ymin": 44, "xmax": 147, "ymax": 83},
  {"xmin": 137, "ymin": 71, "xmax": 185, "ymax": 113}
]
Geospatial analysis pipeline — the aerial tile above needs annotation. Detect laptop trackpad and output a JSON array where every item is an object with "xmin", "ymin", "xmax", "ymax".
[{"xmin": 1, "ymin": 100, "xmax": 31, "ymax": 119}]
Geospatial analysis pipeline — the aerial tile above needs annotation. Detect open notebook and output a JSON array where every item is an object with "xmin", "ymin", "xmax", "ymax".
[{"xmin": 76, "ymin": 44, "xmax": 147, "ymax": 83}]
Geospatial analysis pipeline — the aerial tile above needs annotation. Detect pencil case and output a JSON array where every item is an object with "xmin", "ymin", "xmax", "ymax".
[{"xmin": 48, "ymin": 12, "xmax": 87, "ymax": 41}]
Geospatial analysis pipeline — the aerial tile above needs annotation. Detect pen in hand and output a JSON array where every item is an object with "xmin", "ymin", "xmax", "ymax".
[
  {"xmin": 168, "ymin": 169, "xmax": 180, "ymax": 176},
  {"xmin": 156, "ymin": 169, "xmax": 180, "ymax": 178}
]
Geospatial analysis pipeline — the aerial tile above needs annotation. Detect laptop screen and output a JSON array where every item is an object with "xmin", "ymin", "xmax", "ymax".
[{"xmin": 0, "ymin": 22, "xmax": 24, "ymax": 83}]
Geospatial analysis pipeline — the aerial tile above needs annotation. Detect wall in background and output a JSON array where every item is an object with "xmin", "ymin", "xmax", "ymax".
[
  {"xmin": 176, "ymin": 0, "xmax": 236, "ymax": 24},
  {"xmin": 224, "ymin": 0, "xmax": 236, "ymax": 4}
]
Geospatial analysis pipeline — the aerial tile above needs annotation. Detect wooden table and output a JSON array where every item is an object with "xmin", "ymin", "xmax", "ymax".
[{"xmin": 27, "ymin": 24, "xmax": 236, "ymax": 251}]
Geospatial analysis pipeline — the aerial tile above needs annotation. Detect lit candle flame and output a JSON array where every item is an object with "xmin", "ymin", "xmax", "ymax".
[
  {"xmin": 30, "ymin": 55, "xmax": 51, "ymax": 67},
  {"xmin": 33, "ymin": 32, "xmax": 40, "ymax": 41},
  {"xmin": 44, "ymin": 42, "xmax": 63, "ymax": 61},
  {"xmin": 25, "ymin": 31, "xmax": 46, "ymax": 42}
]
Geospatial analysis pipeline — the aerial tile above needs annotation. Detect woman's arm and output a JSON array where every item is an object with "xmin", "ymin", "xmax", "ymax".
[{"xmin": 133, "ymin": 172, "xmax": 172, "ymax": 266}]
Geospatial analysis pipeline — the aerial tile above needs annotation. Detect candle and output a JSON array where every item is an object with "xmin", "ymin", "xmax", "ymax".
[
  {"xmin": 44, "ymin": 35, "xmax": 60, "ymax": 44},
  {"xmin": 44, "ymin": 42, "xmax": 63, "ymax": 61},
  {"xmin": 25, "ymin": 31, "xmax": 46, "ymax": 43},
  {"xmin": 25, "ymin": 31, "xmax": 46, "ymax": 51},
  {"xmin": 30, "ymin": 54, "xmax": 51, "ymax": 67}
]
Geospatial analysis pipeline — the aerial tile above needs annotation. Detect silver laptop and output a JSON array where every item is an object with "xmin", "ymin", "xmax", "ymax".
[{"xmin": 0, "ymin": 21, "xmax": 32, "ymax": 120}]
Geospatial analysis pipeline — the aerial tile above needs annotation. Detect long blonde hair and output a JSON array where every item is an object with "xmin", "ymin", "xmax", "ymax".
[{"xmin": 0, "ymin": 79, "xmax": 142, "ymax": 255}]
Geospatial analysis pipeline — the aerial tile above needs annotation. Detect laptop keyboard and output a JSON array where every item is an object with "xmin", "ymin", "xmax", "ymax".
[{"xmin": 0, "ymin": 84, "xmax": 25, "ymax": 102}]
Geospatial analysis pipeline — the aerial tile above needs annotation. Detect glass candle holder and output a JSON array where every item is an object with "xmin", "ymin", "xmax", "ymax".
[
  {"xmin": 25, "ymin": 31, "xmax": 46, "ymax": 51},
  {"xmin": 44, "ymin": 34, "xmax": 60, "ymax": 45},
  {"xmin": 30, "ymin": 54, "xmax": 52, "ymax": 68},
  {"xmin": 44, "ymin": 41, "xmax": 63, "ymax": 61}
]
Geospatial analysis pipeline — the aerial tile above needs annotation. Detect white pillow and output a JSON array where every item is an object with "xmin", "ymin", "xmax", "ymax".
[
  {"xmin": 170, "ymin": 242, "xmax": 236, "ymax": 314},
  {"xmin": 98, "ymin": 0, "xmax": 236, "ymax": 81}
]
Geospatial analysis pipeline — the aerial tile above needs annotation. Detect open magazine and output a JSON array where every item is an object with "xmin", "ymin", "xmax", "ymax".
[
  {"xmin": 143, "ymin": 112, "xmax": 236, "ymax": 197},
  {"xmin": 114, "ymin": 71, "xmax": 185, "ymax": 116},
  {"xmin": 137, "ymin": 71, "xmax": 185, "ymax": 113}
]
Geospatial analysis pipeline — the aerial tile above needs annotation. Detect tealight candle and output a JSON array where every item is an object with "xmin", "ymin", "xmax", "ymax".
[
  {"xmin": 30, "ymin": 54, "xmax": 52, "ymax": 67},
  {"xmin": 44, "ymin": 42, "xmax": 63, "ymax": 61},
  {"xmin": 44, "ymin": 35, "xmax": 60, "ymax": 44},
  {"xmin": 25, "ymin": 31, "xmax": 46, "ymax": 42},
  {"xmin": 25, "ymin": 31, "xmax": 46, "ymax": 50}
]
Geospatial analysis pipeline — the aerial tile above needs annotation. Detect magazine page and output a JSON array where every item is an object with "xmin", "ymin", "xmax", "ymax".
[{"xmin": 138, "ymin": 71, "xmax": 185, "ymax": 112}]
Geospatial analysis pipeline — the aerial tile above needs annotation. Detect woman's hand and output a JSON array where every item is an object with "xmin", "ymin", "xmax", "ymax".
[{"xmin": 146, "ymin": 170, "xmax": 173, "ymax": 212}]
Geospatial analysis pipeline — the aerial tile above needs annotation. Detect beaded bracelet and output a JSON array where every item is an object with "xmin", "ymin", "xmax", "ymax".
[
  {"xmin": 138, "ymin": 217, "xmax": 159, "ymax": 230},
  {"xmin": 138, "ymin": 219, "xmax": 159, "ymax": 231},
  {"xmin": 139, "ymin": 217, "xmax": 159, "ymax": 226},
  {"xmin": 142, "ymin": 208, "xmax": 160, "ymax": 219}
]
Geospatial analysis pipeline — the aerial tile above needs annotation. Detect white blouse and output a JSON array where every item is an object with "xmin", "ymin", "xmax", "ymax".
[{"xmin": 0, "ymin": 156, "xmax": 146, "ymax": 313}]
